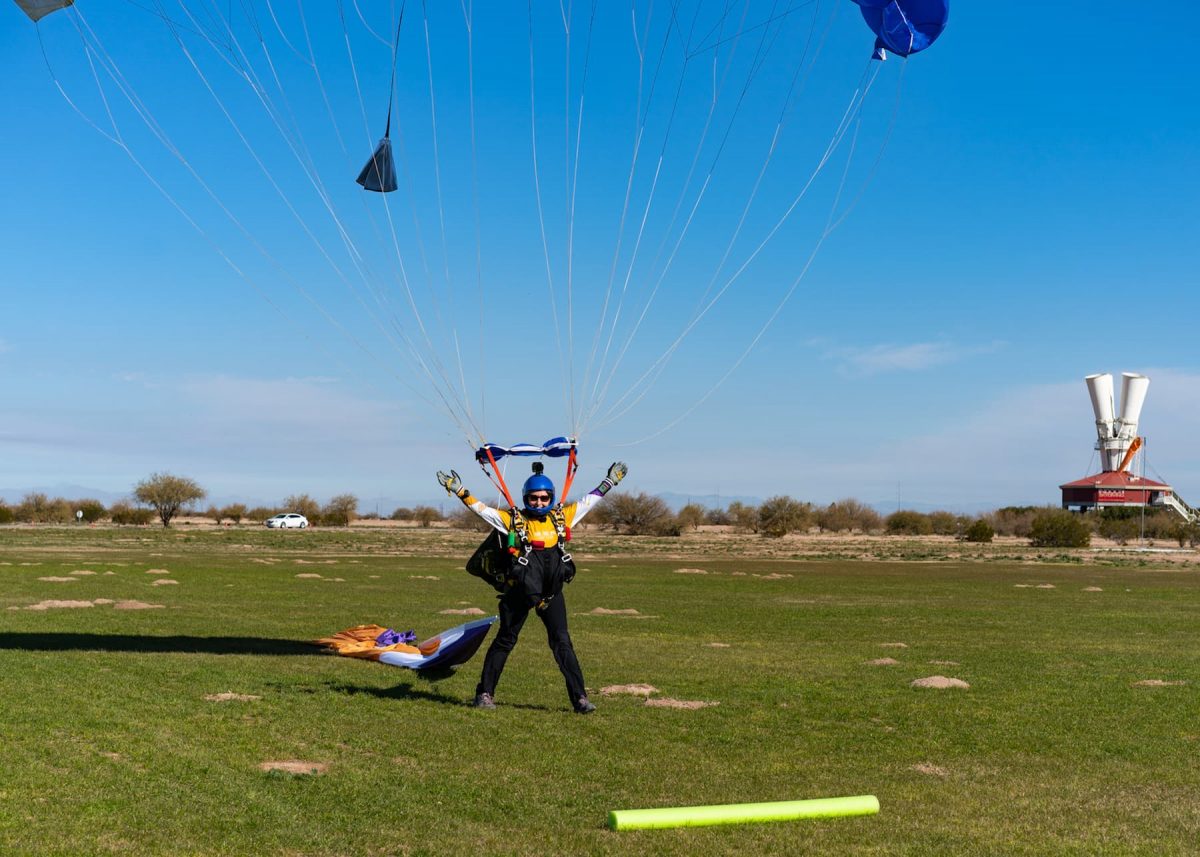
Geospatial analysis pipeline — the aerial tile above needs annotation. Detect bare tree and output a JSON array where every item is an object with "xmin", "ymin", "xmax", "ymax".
[
  {"xmin": 134, "ymin": 473, "xmax": 206, "ymax": 527},
  {"xmin": 322, "ymin": 494, "xmax": 359, "ymax": 527}
]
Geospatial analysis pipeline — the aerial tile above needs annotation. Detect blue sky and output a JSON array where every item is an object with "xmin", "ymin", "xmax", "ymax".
[{"xmin": 2, "ymin": 2, "xmax": 1198, "ymax": 513}]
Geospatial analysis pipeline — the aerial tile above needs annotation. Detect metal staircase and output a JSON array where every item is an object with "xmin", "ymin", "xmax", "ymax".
[{"xmin": 1159, "ymin": 492, "xmax": 1199, "ymax": 523}]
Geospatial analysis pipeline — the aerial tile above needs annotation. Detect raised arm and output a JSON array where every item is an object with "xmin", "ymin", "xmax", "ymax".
[{"xmin": 436, "ymin": 469, "xmax": 510, "ymax": 533}]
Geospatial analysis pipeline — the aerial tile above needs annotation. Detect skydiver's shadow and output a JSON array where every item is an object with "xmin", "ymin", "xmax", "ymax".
[
  {"xmin": 325, "ymin": 680, "xmax": 556, "ymax": 712},
  {"xmin": 0, "ymin": 632, "xmax": 323, "ymax": 656},
  {"xmin": 325, "ymin": 680, "xmax": 467, "ymax": 706}
]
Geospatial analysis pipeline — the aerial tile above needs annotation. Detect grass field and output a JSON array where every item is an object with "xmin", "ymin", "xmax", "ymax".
[{"xmin": 1, "ymin": 526, "xmax": 1197, "ymax": 855}]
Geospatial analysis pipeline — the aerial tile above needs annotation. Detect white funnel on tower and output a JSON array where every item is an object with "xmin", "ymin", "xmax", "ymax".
[
  {"xmin": 1117, "ymin": 372, "xmax": 1149, "ymax": 440},
  {"xmin": 1085, "ymin": 373, "xmax": 1115, "ymax": 440}
]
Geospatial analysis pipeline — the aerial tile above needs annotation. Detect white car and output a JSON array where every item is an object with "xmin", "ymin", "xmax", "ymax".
[{"xmin": 265, "ymin": 513, "xmax": 309, "ymax": 529}]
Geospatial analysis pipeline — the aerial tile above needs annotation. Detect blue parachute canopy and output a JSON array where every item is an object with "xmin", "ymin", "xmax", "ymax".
[
  {"xmin": 852, "ymin": 0, "xmax": 948, "ymax": 60},
  {"xmin": 475, "ymin": 436, "xmax": 576, "ymax": 463}
]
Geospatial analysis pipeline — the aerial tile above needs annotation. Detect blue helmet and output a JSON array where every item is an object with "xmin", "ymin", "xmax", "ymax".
[{"xmin": 521, "ymin": 472, "xmax": 556, "ymax": 516}]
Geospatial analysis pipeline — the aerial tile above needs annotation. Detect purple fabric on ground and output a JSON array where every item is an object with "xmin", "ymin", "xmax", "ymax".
[{"xmin": 375, "ymin": 628, "xmax": 417, "ymax": 646}]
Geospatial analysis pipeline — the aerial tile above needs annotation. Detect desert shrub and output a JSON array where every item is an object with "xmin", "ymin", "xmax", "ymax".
[
  {"xmin": 412, "ymin": 506, "xmax": 443, "ymax": 528},
  {"xmin": 205, "ymin": 506, "xmax": 225, "ymax": 525},
  {"xmin": 704, "ymin": 507, "xmax": 731, "ymax": 526},
  {"xmin": 448, "ymin": 508, "xmax": 491, "ymax": 532},
  {"xmin": 1141, "ymin": 511, "xmax": 1179, "ymax": 541},
  {"xmin": 963, "ymin": 519, "xmax": 994, "ymax": 543},
  {"xmin": 1171, "ymin": 521, "xmax": 1200, "ymax": 548},
  {"xmin": 246, "ymin": 506, "xmax": 275, "ymax": 523},
  {"xmin": 727, "ymin": 501, "xmax": 759, "ymax": 534},
  {"xmin": 390, "ymin": 507, "xmax": 415, "ymax": 521},
  {"xmin": 757, "ymin": 496, "xmax": 812, "ymax": 538},
  {"xmin": 0, "ymin": 504, "xmax": 14, "ymax": 524},
  {"xmin": 989, "ymin": 506, "xmax": 1040, "ymax": 538},
  {"xmin": 322, "ymin": 494, "xmax": 359, "ymax": 527},
  {"xmin": 885, "ymin": 510, "xmax": 932, "ymax": 536},
  {"xmin": 602, "ymin": 492, "xmax": 674, "ymax": 535},
  {"xmin": 221, "ymin": 504, "xmax": 247, "ymax": 524},
  {"xmin": 75, "ymin": 499, "xmax": 107, "ymax": 523},
  {"xmin": 1096, "ymin": 513, "xmax": 1140, "ymax": 545},
  {"xmin": 928, "ymin": 510, "xmax": 966, "ymax": 536},
  {"xmin": 818, "ymin": 498, "xmax": 880, "ymax": 533},
  {"xmin": 676, "ymin": 503, "xmax": 706, "ymax": 531},
  {"xmin": 109, "ymin": 501, "xmax": 154, "ymax": 526},
  {"xmin": 282, "ymin": 494, "xmax": 321, "ymax": 522},
  {"xmin": 1029, "ymin": 510, "xmax": 1091, "ymax": 548}
]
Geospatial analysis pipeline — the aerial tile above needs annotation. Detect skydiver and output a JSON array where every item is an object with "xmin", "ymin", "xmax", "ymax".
[{"xmin": 436, "ymin": 461, "xmax": 628, "ymax": 714}]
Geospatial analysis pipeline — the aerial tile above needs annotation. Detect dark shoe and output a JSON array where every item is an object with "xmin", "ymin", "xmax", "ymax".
[
  {"xmin": 473, "ymin": 692, "xmax": 496, "ymax": 709},
  {"xmin": 574, "ymin": 696, "xmax": 596, "ymax": 714}
]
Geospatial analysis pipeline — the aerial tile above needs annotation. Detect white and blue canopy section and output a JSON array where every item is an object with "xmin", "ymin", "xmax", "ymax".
[
  {"xmin": 377, "ymin": 617, "xmax": 497, "ymax": 673},
  {"xmin": 474, "ymin": 436, "xmax": 576, "ymax": 465}
]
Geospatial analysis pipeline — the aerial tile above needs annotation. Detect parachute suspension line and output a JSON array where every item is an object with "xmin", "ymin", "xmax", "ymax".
[
  {"xmin": 585, "ymin": 0, "xmax": 699, "ymax": 428},
  {"xmin": 612, "ymin": 77, "xmax": 872, "ymax": 446},
  {"xmin": 352, "ymin": 0, "xmax": 398, "ymax": 48},
  {"xmin": 687, "ymin": 0, "xmax": 835, "ymax": 314},
  {"xmin": 53, "ymin": 8, "xmax": 459, "ymax": 434},
  {"xmin": 459, "ymin": 0, "xmax": 487, "ymax": 433},
  {"xmin": 577, "ymin": 0, "xmax": 679, "ymax": 426},
  {"xmin": 686, "ymin": 0, "xmax": 818, "ymax": 59},
  {"xmin": 419, "ymin": 0, "xmax": 482, "ymax": 436},
  {"xmin": 338, "ymin": 0, "xmax": 465, "ymax": 427},
  {"xmin": 262, "ymin": 0, "xmax": 316, "ymax": 68},
  {"xmin": 329, "ymin": 0, "xmax": 483, "ymax": 441},
  {"xmin": 583, "ymin": 0, "xmax": 794, "ymax": 432},
  {"xmin": 161, "ymin": 2, "xmax": 481, "ymax": 439},
  {"xmin": 527, "ymin": 0, "xmax": 574, "ymax": 427},
  {"xmin": 824, "ymin": 57, "xmax": 907, "ymax": 234},
  {"xmin": 562, "ymin": 0, "xmax": 575, "ymax": 435},
  {"xmin": 640, "ymin": 0, "xmax": 742, "ymax": 287},
  {"xmin": 590, "ymin": 58, "xmax": 880, "ymax": 431}
]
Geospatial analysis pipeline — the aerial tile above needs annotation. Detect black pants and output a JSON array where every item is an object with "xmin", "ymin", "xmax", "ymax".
[{"xmin": 476, "ymin": 580, "xmax": 586, "ymax": 706}]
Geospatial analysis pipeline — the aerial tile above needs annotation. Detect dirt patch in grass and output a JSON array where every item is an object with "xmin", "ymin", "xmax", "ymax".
[
  {"xmin": 409, "ymin": 575, "xmax": 440, "ymax": 580},
  {"xmin": 880, "ymin": 642, "xmax": 908, "ymax": 649},
  {"xmin": 295, "ymin": 573, "xmax": 323, "ymax": 579},
  {"xmin": 866, "ymin": 658, "xmax": 899, "ymax": 666},
  {"xmin": 440, "ymin": 608, "xmax": 486, "ymax": 615},
  {"xmin": 706, "ymin": 642, "xmax": 731, "ymax": 648},
  {"xmin": 25, "ymin": 600, "xmax": 95, "ymax": 610},
  {"xmin": 114, "ymin": 601, "xmax": 165, "ymax": 610},
  {"xmin": 205, "ymin": 692, "xmax": 262, "ymax": 702},
  {"xmin": 71, "ymin": 570, "xmax": 97, "ymax": 576},
  {"xmin": 1083, "ymin": 586, "xmax": 1103, "ymax": 592},
  {"xmin": 151, "ymin": 579, "xmax": 179, "ymax": 586},
  {"xmin": 145, "ymin": 569, "xmax": 170, "ymax": 574},
  {"xmin": 600, "ymin": 683, "xmax": 658, "ymax": 696},
  {"xmin": 1132, "ymin": 679, "xmax": 1187, "ymax": 687},
  {"xmin": 674, "ymin": 568, "xmax": 708, "ymax": 574},
  {"xmin": 911, "ymin": 762, "xmax": 949, "ymax": 777},
  {"xmin": 38, "ymin": 576, "xmax": 77, "ymax": 582},
  {"xmin": 589, "ymin": 608, "xmax": 641, "ymax": 615},
  {"xmin": 929, "ymin": 660, "xmax": 959, "ymax": 666},
  {"xmin": 644, "ymin": 698, "xmax": 718, "ymax": 710},
  {"xmin": 911, "ymin": 676, "xmax": 969, "ymax": 689},
  {"xmin": 259, "ymin": 760, "xmax": 327, "ymax": 775},
  {"xmin": 1036, "ymin": 584, "xmax": 1056, "ymax": 589}
]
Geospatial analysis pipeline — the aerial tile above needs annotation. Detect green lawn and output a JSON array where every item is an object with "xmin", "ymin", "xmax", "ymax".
[{"xmin": 1, "ymin": 527, "xmax": 1197, "ymax": 855}]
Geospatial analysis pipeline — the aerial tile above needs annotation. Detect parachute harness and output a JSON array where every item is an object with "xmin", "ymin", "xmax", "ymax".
[{"xmin": 475, "ymin": 440, "xmax": 579, "ymax": 608}]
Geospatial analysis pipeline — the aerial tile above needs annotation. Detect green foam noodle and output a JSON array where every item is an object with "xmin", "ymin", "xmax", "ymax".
[{"xmin": 608, "ymin": 794, "xmax": 879, "ymax": 831}]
